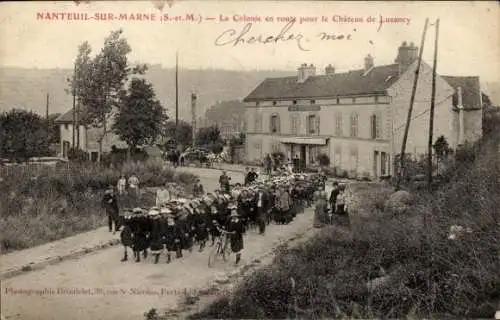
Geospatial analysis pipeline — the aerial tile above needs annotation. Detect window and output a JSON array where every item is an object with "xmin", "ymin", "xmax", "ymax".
[
  {"xmin": 350, "ymin": 145, "xmax": 358, "ymax": 172},
  {"xmin": 310, "ymin": 99, "xmax": 316, "ymax": 104},
  {"xmin": 309, "ymin": 146, "xmax": 318, "ymax": 164},
  {"xmin": 334, "ymin": 144, "xmax": 342, "ymax": 166},
  {"xmin": 370, "ymin": 112, "xmax": 382, "ymax": 139},
  {"xmin": 381, "ymin": 152, "xmax": 387, "ymax": 175},
  {"xmin": 254, "ymin": 141, "xmax": 262, "ymax": 157},
  {"xmin": 336, "ymin": 97, "xmax": 340, "ymax": 104},
  {"xmin": 293, "ymin": 100, "xmax": 297, "ymax": 105},
  {"xmin": 335, "ymin": 112, "xmax": 343, "ymax": 136},
  {"xmin": 270, "ymin": 114, "xmax": 280, "ymax": 133},
  {"xmin": 254, "ymin": 112, "xmax": 263, "ymax": 132},
  {"xmin": 64, "ymin": 124, "xmax": 68, "ymax": 130},
  {"xmin": 306, "ymin": 114, "xmax": 319, "ymax": 135},
  {"xmin": 272, "ymin": 101, "xmax": 277, "ymax": 106},
  {"xmin": 352, "ymin": 97, "xmax": 356, "ymax": 104},
  {"xmin": 350, "ymin": 112, "xmax": 358, "ymax": 137},
  {"xmin": 256, "ymin": 102, "xmax": 260, "ymax": 106},
  {"xmin": 374, "ymin": 96, "xmax": 379, "ymax": 103},
  {"xmin": 290, "ymin": 115, "xmax": 299, "ymax": 135},
  {"xmin": 272, "ymin": 142, "xmax": 282, "ymax": 153}
]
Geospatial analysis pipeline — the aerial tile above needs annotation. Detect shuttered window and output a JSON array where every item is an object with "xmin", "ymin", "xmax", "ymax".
[
  {"xmin": 307, "ymin": 114, "xmax": 319, "ymax": 135},
  {"xmin": 370, "ymin": 112, "xmax": 382, "ymax": 139},
  {"xmin": 335, "ymin": 112, "xmax": 343, "ymax": 136},
  {"xmin": 350, "ymin": 112, "xmax": 358, "ymax": 137},
  {"xmin": 270, "ymin": 114, "xmax": 280, "ymax": 133}
]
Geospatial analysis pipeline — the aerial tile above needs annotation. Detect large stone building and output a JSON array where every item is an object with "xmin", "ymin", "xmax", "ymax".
[{"xmin": 243, "ymin": 41, "xmax": 483, "ymax": 178}]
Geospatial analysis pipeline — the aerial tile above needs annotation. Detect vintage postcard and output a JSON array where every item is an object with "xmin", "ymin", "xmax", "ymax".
[{"xmin": 1, "ymin": 1, "xmax": 499, "ymax": 320}]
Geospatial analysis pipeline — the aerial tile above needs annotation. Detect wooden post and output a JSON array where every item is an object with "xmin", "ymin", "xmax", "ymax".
[
  {"xmin": 191, "ymin": 92, "xmax": 197, "ymax": 148},
  {"xmin": 175, "ymin": 51, "xmax": 179, "ymax": 137},
  {"xmin": 46, "ymin": 93, "xmax": 50, "ymax": 140},
  {"xmin": 427, "ymin": 19, "xmax": 440, "ymax": 191},
  {"xmin": 396, "ymin": 18, "xmax": 429, "ymax": 189},
  {"xmin": 72, "ymin": 62, "xmax": 77, "ymax": 149}
]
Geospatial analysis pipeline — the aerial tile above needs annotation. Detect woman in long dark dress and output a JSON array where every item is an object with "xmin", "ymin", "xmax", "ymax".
[
  {"xmin": 148, "ymin": 209, "xmax": 163, "ymax": 264},
  {"xmin": 227, "ymin": 207, "xmax": 245, "ymax": 265}
]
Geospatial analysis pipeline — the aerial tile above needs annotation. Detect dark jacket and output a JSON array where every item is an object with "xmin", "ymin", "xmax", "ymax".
[
  {"xmin": 228, "ymin": 218, "xmax": 245, "ymax": 253},
  {"xmin": 329, "ymin": 188, "xmax": 340, "ymax": 205},
  {"xmin": 102, "ymin": 193, "xmax": 119, "ymax": 215}
]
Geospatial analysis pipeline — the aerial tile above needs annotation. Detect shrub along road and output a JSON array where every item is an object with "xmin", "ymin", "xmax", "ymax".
[{"xmin": 0, "ymin": 182, "xmax": 319, "ymax": 320}]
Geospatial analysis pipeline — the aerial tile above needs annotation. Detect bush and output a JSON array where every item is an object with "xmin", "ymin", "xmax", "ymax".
[
  {"xmin": 0, "ymin": 159, "xmax": 197, "ymax": 252},
  {"xmin": 192, "ymin": 133, "xmax": 500, "ymax": 319},
  {"xmin": 67, "ymin": 147, "xmax": 89, "ymax": 162}
]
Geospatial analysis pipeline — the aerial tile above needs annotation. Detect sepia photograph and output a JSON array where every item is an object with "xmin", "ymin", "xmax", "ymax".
[{"xmin": 0, "ymin": 1, "xmax": 499, "ymax": 319}]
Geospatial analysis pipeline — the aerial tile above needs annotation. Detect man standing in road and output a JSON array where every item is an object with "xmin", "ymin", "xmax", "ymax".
[
  {"xmin": 219, "ymin": 171, "xmax": 231, "ymax": 194},
  {"xmin": 255, "ymin": 186, "xmax": 269, "ymax": 235},
  {"xmin": 264, "ymin": 154, "xmax": 272, "ymax": 175},
  {"xmin": 329, "ymin": 181, "xmax": 340, "ymax": 214},
  {"xmin": 101, "ymin": 185, "xmax": 120, "ymax": 234}
]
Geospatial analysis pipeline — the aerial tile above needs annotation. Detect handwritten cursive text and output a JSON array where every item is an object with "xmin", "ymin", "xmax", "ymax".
[{"xmin": 215, "ymin": 21, "xmax": 309, "ymax": 51}]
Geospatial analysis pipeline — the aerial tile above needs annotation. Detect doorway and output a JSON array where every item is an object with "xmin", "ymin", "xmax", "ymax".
[
  {"xmin": 373, "ymin": 151, "xmax": 379, "ymax": 178},
  {"xmin": 300, "ymin": 145, "xmax": 306, "ymax": 170}
]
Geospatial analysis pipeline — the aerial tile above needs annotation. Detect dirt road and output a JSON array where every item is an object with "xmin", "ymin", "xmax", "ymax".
[{"xmin": 1, "ymin": 167, "xmax": 317, "ymax": 320}]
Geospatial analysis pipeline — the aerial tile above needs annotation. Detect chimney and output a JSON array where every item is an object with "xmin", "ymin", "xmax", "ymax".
[
  {"xmin": 364, "ymin": 54, "xmax": 374, "ymax": 73},
  {"xmin": 395, "ymin": 41, "xmax": 419, "ymax": 75},
  {"xmin": 297, "ymin": 63, "xmax": 316, "ymax": 83},
  {"xmin": 325, "ymin": 64, "xmax": 335, "ymax": 75}
]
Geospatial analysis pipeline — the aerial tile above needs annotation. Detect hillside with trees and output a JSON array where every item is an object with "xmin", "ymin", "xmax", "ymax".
[{"xmin": 0, "ymin": 66, "xmax": 295, "ymax": 120}]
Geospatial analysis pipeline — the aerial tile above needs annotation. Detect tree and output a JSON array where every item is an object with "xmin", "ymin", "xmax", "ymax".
[
  {"xmin": 113, "ymin": 78, "xmax": 168, "ymax": 162},
  {"xmin": 433, "ymin": 135, "xmax": 452, "ymax": 162},
  {"xmin": 162, "ymin": 120, "xmax": 193, "ymax": 147},
  {"xmin": 196, "ymin": 126, "xmax": 224, "ymax": 154},
  {"xmin": 196, "ymin": 125, "xmax": 222, "ymax": 144},
  {"xmin": 0, "ymin": 110, "xmax": 53, "ymax": 162},
  {"xmin": 68, "ymin": 29, "xmax": 147, "ymax": 162}
]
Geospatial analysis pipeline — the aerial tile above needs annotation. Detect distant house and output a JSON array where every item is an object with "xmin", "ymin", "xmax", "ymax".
[
  {"xmin": 243, "ymin": 41, "xmax": 483, "ymax": 179},
  {"xmin": 54, "ymin": 107, "xmax": 127, "ymax": 161}
]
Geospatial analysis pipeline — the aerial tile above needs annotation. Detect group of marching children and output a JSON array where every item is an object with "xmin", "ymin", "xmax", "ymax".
[{"xmin": 117, "ymin": 172, "xmax": 322, "ymax": 266}]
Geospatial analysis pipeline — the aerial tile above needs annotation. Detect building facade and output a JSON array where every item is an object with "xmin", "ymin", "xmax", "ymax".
[
  {"xmin": 243, "ymin": 42, "xmax": 483, "ymax": 179},
  {"xmin": 54, "ymin": 108, "xmax": 128, "ymax": 160}
]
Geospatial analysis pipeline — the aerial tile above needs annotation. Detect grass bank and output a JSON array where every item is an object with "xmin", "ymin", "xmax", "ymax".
[
  {"xmin": 190, "ymin": 135, "xmax": 500, "ymax": 319},
  {"xmin": 0, "ymin": 160, "xmax": 197, "ymax": 253}
]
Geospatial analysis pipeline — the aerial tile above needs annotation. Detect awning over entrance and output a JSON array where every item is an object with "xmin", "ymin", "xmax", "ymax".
[{"xmin": 279, "ymin": 137, "xmax": 327, "ymax": 145}]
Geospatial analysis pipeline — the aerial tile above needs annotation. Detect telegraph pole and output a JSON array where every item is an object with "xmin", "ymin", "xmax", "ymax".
[
  {"xmin": 175, "ymin": 51, "xmax": 179, "ymax": 134},
  {"xmin": 427, "ymin": 19, "xmax": 440, "ymax": 191},
  {"xmin": 396, "ymin": 18, "xmax": 429, "ymax": 189},
  {"xmin": 46, "ymin": 93, "xmax": 50, "ymax": 140},
  {"xmin": 191, "ymin": 92, "xmax": 197, "ymax": 148},
  {"xmin": 72, "ymin": 61, "xmax": 77, "ymax": 148}
]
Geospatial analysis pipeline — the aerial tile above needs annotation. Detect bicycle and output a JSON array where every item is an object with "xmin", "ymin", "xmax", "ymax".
[{"xmin": 207, "ymin": 226, "xmax": 234, "ymax": 267}]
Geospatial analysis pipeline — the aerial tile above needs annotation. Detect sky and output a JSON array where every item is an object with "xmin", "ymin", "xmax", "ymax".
[{"xmin": 0, "ymin": 1, "xmax": 499, "ymax": 82}]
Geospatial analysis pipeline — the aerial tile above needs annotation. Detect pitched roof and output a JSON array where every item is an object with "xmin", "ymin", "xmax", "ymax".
[
  {"xmin": 243, "ymin": 64, "xmax": 401, "ymax": 102},
  {"xmin": 442, "ymin": 76, "xmax": 482, "ymax": 110},
  {"xmin": 54, "ymin": 106, "xmax": 89, "ymax": 124}
]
